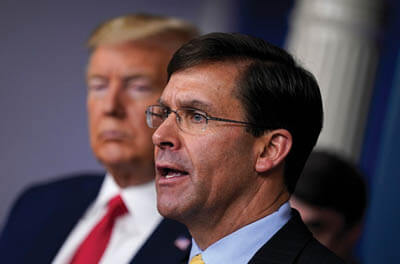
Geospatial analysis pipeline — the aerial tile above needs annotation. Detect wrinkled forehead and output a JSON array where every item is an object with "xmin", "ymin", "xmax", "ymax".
[{"xmin": 160, "ymin": 62, "xmax": 244, "ymax": 115}]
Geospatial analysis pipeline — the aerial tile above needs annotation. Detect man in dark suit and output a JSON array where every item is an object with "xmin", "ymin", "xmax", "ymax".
[
  {"xmin": 0, "ymin": 14, "xmax": 197, "ymax": 264},
  {"xmin": 146, "ymin": 33, "xmax": 345, "ymax": 263}
]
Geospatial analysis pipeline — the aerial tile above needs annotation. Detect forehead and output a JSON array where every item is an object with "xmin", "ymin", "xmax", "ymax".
[
  {"xmin": 161, "ymin": 62, "xmax": 243, "ymax": 114},
  {"xmin": 87, "ymin": 41, "xmax": 173, "ymax": 77}
]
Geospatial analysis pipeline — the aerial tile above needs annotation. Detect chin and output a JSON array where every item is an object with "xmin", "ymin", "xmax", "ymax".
[
  {"xmin": 156, "ymin": 193, "xmax": 200, "ymax": 225},
  {"xmin": 157, "ymin": 197, "xmax": 185, "ymax": 220},
  {"xmin": 96, "ymin": 150, "xmax": 132, "ymax": 168}
]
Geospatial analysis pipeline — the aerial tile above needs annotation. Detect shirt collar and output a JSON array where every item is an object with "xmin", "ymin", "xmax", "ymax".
[
  {"xmin": 90, "ymin": 173, "xmax": 161, "ymax": 220},
  {"xmin": 189, "ymin": 202, "xmax": 291, "ymax": 264}
]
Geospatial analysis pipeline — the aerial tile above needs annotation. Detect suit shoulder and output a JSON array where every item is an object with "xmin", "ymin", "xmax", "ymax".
[
  {"xmin": 5, "ymin": 172, "xmax": 104, "ymax": 220},
  {"xmin": 0, "ymin": 172, "xmax": 105, "ymax": 262},
  {"xmin": 19, "ymin": 172, "xmax": 104, "ymax": 198},
  {"xmin": 27, "ymin": 172, "xmax": 105, "ymax": 190},
  {"xmin": 1, "ymin": 172, "xmax": 104, "ymax": 233},
  {"xmin": 296, "ymin": 237, "xmax": 345, "ymax": 264}
]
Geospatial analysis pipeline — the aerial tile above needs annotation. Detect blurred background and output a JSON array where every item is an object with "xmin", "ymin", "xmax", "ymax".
[{"xmin": 0, "ymin": 0, "xmax": 399, "ymax": 262}]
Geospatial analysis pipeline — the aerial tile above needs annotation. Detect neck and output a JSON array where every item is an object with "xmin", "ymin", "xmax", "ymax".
[
  {"xmin": 188, "ymin": 176, "xmax": 290, "ymax": 250},
  {"xmin": 106, "ymin": 163, "xmax": 155, "ymax": 188}
]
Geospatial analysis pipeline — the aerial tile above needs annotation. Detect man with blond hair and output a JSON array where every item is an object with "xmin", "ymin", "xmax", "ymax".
[{"xmin": 0, "ymin": 14, "xmax": 197, "ymax": 264}]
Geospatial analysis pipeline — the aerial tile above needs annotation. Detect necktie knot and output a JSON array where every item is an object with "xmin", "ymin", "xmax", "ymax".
[
  {"xmin": 190, "ymin": 254, "xmax": 205, "ymax": 264},
  {"xmin": 108, "ymin": 194, "xmax": 128, "ymax": 218}
]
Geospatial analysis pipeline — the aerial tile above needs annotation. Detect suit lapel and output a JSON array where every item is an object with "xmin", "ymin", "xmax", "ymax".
[
  {"xmin": 131, "ymin": 218, "xmax": 191, "ymax": 264},
  {"xmin": 248, "ymin": 209, "xmax": 313, "ymax": 264},
  {"xmin": 27, "ymin": 175, "xmax": 104, "ymax": 263},
  {"xmin": 18, "ymin": 174, "xmax": 188, "ymax": 264}
]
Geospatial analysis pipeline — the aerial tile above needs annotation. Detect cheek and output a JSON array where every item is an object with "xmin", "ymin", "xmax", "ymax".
[
  {"xmin": 127, "ymin": 95, "xmax": 160, "ymax": 125},
  {"xmin": 127, "ymin": 105, "xmax": 153, "ymax": 136},
  {"xmin": 87, "ymin": 101, "xmax": 100, "ymax": 138},
  {"xmin": 87, "ymin": 97, "xmax": 102, "ymax": 119},
  {"xmin": 187, "ymin": 135, "xmax": 223, "ymax": 171},
  {"xmin": 125, "ymin": 104, "xmax": 157, "ymax": 153},
  {"xmin": 188, "ymin": 132, "xmax": 248, "ymax": 186},
  {"xmin": 213, "ymin": 135, "xmax": 255, "ymax": 189}
]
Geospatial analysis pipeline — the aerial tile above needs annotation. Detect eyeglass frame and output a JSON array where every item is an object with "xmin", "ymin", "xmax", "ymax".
[{"xmin": 145, "ymin": 104, "xmax": 266, "ymax": 132}]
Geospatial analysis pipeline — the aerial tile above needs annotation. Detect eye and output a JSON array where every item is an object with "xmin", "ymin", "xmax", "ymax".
[
  {"xmin": 150, "ymin": 106, "xmax": 168, "ymax": 118},
  {"xmin": 89, "ymin": 84, "xmax": 107, "ymax": 91},
  {"xmin": 87, "ymin": 78, "xmax": 108, "ymax": 93},
  {"xmin": 128, "ymin": 84, "xmax": 151, "ymax": 92},
  {"xmin": 186, "ymin": 110, "xmax": 207, "ymax": 124},
  {"xmin": 126, "ymin": 79, "xmax": 154, "ymax": 99}
]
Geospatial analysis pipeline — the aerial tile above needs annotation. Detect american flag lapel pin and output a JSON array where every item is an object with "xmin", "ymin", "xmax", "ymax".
[{"xmin": 174, "ymin": 236, "xmax": 191, "ymax": 251}]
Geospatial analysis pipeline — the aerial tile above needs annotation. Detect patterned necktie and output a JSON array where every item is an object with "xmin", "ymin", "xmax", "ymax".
[
  {"xmin": 70, "ymin": 194, "xmax": 128, "ymax": 264},
  {"xmin": 190, "ymin": 254, "xmax": 205, "ymax": 264}
]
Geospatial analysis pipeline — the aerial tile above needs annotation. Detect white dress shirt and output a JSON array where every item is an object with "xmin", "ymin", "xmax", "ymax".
[
  {"xmin": 188, "ymin": 202, "xmax": 291, "ymax": 264},
  {"xmin": 52, "ymin": 173, "xmax": 162, "ymax": 264}
]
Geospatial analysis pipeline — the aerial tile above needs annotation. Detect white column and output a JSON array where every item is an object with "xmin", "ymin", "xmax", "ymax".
[{"xmin": 286, "ymin": 0, "xmax": 383, "ymax": 161}]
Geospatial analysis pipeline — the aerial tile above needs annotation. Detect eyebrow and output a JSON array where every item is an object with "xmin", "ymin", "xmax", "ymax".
[
  {"xmin": 87, "ymin": 75, "xmax": 107, "ymax": 82},
  {"xmin": 87, "ymin": 74, "xmax": 150, "ymax": 82},
  {"xmin": 158, "ymin": 98, "xmax": 214, "ymax": 113},
  {"xmin": 123, "ymin": 75, "xmax": 151, "ymax": 84},
  {"xmin": 87, "ymin": 75, "xmax": 153, "ymax": 88}
]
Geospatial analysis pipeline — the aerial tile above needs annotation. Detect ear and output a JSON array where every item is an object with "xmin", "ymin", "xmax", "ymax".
[{"xmin": 255, "ymin": 129, "xmax": 292, "ymax": 173}]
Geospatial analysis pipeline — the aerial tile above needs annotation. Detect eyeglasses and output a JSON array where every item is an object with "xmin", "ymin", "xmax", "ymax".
[{"xmin": 145, "ymin": 105, "xmax": 257, "ymax": 134}]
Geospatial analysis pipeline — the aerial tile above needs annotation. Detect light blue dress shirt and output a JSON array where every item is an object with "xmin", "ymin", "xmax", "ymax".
[{"xmin": 188, "ymin": 202, "xmax": 291, "ymax": 264}]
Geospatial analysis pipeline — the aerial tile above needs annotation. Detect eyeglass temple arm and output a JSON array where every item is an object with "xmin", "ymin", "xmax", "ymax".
[{"xmin": 208, "ymin": 116, "xmax": 253, "ymax": 126}]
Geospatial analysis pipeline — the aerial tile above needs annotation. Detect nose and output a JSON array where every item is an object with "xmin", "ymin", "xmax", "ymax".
[
  {"xmin": 152, "ymin": 114, "xmax": 181, "ymax": 151},
  {"xmin": 103, "ymin": 82, "xmax": 126, "ymax": 118}
]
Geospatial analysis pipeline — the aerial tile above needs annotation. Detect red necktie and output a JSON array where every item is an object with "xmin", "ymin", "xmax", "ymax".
[{"xmin": 70, "ymin": 194, "xmax": 128, "ymax": 264}]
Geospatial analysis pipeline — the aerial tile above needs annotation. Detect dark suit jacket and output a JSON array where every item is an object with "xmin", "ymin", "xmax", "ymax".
[
  {"xmin": 248, "ymin": 209, "xmax": 345, "ymax": 264},
  {"xmin": 0, "ymin": 173, "xmax": 190, "ymax": 264},
  {"xmin": 181, "ymin": 209, "xmax": 344, "ymax": 264}
]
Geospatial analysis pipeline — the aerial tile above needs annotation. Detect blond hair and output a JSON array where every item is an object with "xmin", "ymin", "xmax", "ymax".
[{"xmin": 87, "ymin": 13, "xmax": 198, "ymax": 51}]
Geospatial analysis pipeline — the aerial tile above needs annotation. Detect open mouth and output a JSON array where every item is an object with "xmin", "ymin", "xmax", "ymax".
[{"xmin": 157, "ymin": 166, "xmax": 189, "ymax": 179}]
